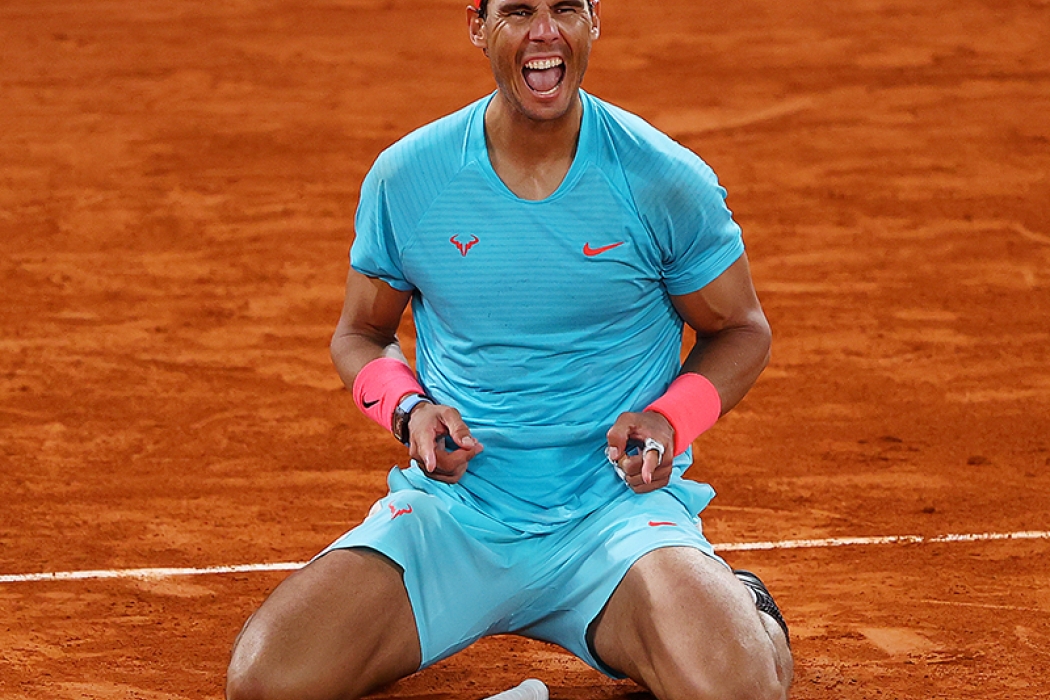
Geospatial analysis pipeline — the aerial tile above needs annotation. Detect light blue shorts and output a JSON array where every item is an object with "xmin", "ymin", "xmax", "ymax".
[{"xmin": 319, "ymin": 466, "xmax": 722, "ymax": 677}]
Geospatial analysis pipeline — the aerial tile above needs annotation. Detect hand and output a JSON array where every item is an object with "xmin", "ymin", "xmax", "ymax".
[
  {"xmin": 605, "ymin": 411, "xmax": 675, "ymax": 493},
  {"xmin": 406, "ymin": 402, "xmax": 483, "ymax": 483}
]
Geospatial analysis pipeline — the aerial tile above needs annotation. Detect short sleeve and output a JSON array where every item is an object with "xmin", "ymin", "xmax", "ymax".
[
  {"xmin": 349, "ymin": 165, "xmax": 414, "ymax": 292},
  {"xmin": 644, "ymin": 152, "xmax": 745, "ymax": 296}
]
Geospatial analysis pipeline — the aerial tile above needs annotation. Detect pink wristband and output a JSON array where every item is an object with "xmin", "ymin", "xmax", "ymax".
[
  {"xmin": 645, "ymin": 373, "xmax": 722, "ymax": 456},
  {"xmin": 352, "ymin": 357, "xmax": 426, "ymax": 432}
]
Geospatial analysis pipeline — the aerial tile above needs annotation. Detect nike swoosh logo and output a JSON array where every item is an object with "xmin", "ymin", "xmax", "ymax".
[
  {"xmin": 583, "ymin": 241, "xmax": 625, "ymax": 257},
  {"xmin": 363, "ymin": 398, "xmax": 380, "ymax": 408},
  {"xmin": 648, "ymin": 521, "xmax": 677, "ymax": 527}
]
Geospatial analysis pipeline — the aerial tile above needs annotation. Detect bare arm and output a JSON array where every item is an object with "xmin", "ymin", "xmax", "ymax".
[
  {"xmin": 606, "ymin": 253, "xmax": 771, "ymax": 492},
  {"xmin": 330, "ymin": 267, "xmax": 482, "ymax": 478},
  {"xmin": 673, "ymin": 252, "xmax": 772, "ymax": 413},
  {"xmin": 330, "ymin": 268, "xmax": 414, "ymax": 385}
]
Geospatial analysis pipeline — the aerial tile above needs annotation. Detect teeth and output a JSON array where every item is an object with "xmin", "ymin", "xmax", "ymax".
[{"xmin": 524, "ymin": 57, "xmax": 564, "ymax": 70}]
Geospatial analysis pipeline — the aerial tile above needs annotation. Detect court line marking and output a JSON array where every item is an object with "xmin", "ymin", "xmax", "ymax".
[
  {"xmin": 715, "ymin": 530, "xmax": 1050, "ymax": 551},
  {"xmin": 2, "ymin": 530, "xmax": 1048, "ymax": 584},
  {"xmin": 920, "ymin": 599, "xmax": 1048, "ymax": 614}
]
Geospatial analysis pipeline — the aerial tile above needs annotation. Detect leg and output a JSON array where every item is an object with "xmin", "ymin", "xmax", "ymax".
[
  {"xmin": 226, "ymin": 548, "xmax": 422, "ymax": 700},
  {"xmin": 590, "ymin": 547, "xmax": 792, "ymax": 700}
]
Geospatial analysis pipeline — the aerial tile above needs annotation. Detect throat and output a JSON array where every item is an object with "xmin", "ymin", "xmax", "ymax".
[
  {"xmin": 491, "ymin": 155, "xmax": 573, "ymax": 200},
  {"xmin": 484, "ymin": 93, "xmax": 583, "ymax": 199}
]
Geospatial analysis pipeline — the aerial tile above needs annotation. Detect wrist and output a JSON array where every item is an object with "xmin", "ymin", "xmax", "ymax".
[
  {"xmin": 352, "ymin": 357, "xmax": 427, "ymax": 439},
  {"xmin": 392, "ymin": 393, "xmax": 433, "ymax": 445},
  {"xmin": 644, "ymin": 373, "xmax": 722, "ymax": 456}
]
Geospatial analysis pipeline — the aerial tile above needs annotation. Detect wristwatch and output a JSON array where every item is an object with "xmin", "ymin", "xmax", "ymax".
[{"xmin": 392, "ymin": 393, "xmax": 433, "ymax": 445}]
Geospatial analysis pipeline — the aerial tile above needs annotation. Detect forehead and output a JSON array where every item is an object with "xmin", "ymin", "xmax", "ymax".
[{"xmin": 486, "ymin": 0, "xmax": 591, "ymax": 10}]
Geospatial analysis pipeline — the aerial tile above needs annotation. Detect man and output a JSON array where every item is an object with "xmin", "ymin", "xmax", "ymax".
[{"xmin": 227, "ymin": 1, "xmax": 793, "ymax": 699}]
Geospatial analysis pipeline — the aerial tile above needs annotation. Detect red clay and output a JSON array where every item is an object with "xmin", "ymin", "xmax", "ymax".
[{"xmin": 2, "ymin": 0, "xmax": 1049, "ymax": 698}]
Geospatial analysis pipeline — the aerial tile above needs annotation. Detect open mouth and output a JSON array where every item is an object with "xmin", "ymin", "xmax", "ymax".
[{"xmin": 522, "ymin": 57, "xmax": 566, "ymax": 96}]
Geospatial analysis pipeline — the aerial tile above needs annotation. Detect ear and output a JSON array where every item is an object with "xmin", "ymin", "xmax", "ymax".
[
  {"xmin": 590, "ymin": 1, "xmax": 601, "ymax": 39},
  {"xmin": 468, "ymin": 6, "xmax": 487, "ymax": 50}
]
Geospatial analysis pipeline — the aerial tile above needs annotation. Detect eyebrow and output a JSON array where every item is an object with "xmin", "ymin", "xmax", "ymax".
[
  {"xmin": 497, "ymin": 0, "xmax": 588, "ymax": 12},
  {"xmin": 495, "ymin": 1, "xmax": 532, "ymax": 12}
]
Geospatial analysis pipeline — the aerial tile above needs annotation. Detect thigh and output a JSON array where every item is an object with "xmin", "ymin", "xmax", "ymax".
[
  {"xmin": 226, "ymin": 548, "xmax": 421, "ymax": 700},
  {"xmin": 590, "ymin": 547, "xmax": 788, "ymax": 700},
  {"xmin": 323, "ymin": 484, "xmax": 535, "ymax": 667},
  {"xmin": 513, "ymin": 486, "xmax": 720, "ymax": 673}
]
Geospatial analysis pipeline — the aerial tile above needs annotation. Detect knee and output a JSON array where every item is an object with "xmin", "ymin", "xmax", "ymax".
[
  {"xmin": 226, "ymin": 652, "xmax": 332, "ymax": 700},
  {"xmin": 224, "ymin": 550, "xmax": 419, "ymax": 700},
  {"xmin": 656, "ymin": 630, "xmax": 791, "ymax": 700},
  {"xmin": 225, "ymin": 637, "xmax": 285, "ymax": 700},
  {"xmin": 714, "ymin": 654, "xmax": 790, "ymax": 700},
  {"xmin": 225, "ymin": 661, "xmax": 266, "ymax": 700},
  {"xmin": 225, "ymin": 656, "xmax": 267, "ymax": 700},
  {"xmin": 668, "ymin": 659, "xmax": 788, "ymax": 700},
  {"xmin": 225, "ymin": 624, "xmax": 333, "ymax": 700}
]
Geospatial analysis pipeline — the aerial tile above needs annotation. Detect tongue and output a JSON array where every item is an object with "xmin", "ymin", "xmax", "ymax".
[{"xmin": 524, "ymin": 66, "xmax": 563, "ymax": 93}]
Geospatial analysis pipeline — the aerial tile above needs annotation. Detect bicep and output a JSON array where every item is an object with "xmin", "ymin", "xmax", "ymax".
[
  {"xmin": 670, "ymin": 253, "xmax": 769, "ymax": 338},
  {"xmin": 333, "ymin": 267, "xmax": 413, "ymax": 348}
]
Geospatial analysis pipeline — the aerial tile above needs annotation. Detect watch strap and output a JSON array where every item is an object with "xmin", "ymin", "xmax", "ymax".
[{"xmin": 392, "ymin": 393, "xmax": 432, "ymax": 445}]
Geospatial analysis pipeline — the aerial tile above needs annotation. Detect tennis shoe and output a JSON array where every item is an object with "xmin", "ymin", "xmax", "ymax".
[{"xmin": 734, "ymin": 569, "xmax": 790, "ymax": 646}]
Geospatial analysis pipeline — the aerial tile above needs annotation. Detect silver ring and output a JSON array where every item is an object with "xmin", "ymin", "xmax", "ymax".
[
  {"xmin": 606, "ymin": 446, "xmax": 630, "ymax": 483},
  {"xmin": 643, "ymin": 437, "xmax": 665, "ymax": 462}
]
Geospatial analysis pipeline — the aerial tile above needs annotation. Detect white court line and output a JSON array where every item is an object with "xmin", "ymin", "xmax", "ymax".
[
  {"xmin": 920, "ymin": 599, "xmax": 1047, "ymax": 614},
  {"xmin": 2, "ymin": 530, "xmax": 1049, "ymax": 584},
  {"xmin": 0, "ymin": 562, "xmax": 307, "ymax": 584},
  {"xmin": 715, "ymin": 530, "xmax": 1050, "ymax": 551}
]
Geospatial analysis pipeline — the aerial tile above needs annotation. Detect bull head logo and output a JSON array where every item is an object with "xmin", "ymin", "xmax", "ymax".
[{"xmin": 450, "ymin": 234, "xmax": 480, "ymax": 257}]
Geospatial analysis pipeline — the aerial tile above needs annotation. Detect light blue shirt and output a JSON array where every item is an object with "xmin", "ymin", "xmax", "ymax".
[{"xmin": 351, "ymin": 91, "xmax": 744, "ymax": 532}]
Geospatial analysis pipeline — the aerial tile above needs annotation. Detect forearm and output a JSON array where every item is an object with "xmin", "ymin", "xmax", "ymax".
[
  {"xmin": 329, "ymin": 330, "xmax": 407, "ymax": 391},
  {"xmin": 329, "ymin": 270, "xmax": 415, "ymax": 391},
  {"xmin": 669, "ymin": 254, "xmax": 772, "ymax": 416},
  {"xmin": 328, "ymin": 275, "xmax": 482, "ymax": 475},
  {"xmin": 681, "ymin": 315, "xmax": 772, "ymax": 415}
]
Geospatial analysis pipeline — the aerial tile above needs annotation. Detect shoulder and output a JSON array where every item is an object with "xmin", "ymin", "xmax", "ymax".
[
  {"xmin": 585, "ymin": 93, "xmax": 724, "ymax": 210},
  {"xmin": 367, "ymin": 98, "xmax": 482, "ymax": 187},
  {"xmin": 588, "ymin": 94, "xmax": 726, "ymax": 189}
]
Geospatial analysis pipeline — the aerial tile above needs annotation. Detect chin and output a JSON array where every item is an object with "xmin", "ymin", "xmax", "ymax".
[{"xmin": 517, "ymin": 88, "xmax": 578, "ymax": 122}]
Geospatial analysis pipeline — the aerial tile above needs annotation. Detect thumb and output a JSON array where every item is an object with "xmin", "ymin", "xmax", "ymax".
[{"xmin": 441, "ymin": 412, "xmax": 478, "ymax": 450}]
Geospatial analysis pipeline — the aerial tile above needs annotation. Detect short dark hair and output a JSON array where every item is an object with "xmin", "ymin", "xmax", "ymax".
[{"xmin": 476, "ymin": 0, "xmax": 595, "ymax": 20}]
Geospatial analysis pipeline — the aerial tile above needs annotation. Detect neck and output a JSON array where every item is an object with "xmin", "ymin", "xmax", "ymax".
[{"xmin": 483, "ymin": 92, "xmax": 584, "ymax": 200}]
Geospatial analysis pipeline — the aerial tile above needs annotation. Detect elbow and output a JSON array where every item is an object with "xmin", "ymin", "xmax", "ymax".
[
  {"xmin": 329, "ymin": 329, "xmax": 346, "ymax": 373},
  {"xmin": 328, "ymin": 330, "xmax": 342, "ymax": 366},
  {"xmin": 762, "ymin": 323, "xmax": 773, "ymax": 370},
  {"xmin": 754, "ymin": 311, "xmax": 773, "ymax": 373}
]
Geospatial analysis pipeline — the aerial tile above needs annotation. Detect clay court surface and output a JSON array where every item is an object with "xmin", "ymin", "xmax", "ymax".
[{"xmin": 2, "ymin": 0, "xmax": 1049, "ymax": 697}]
